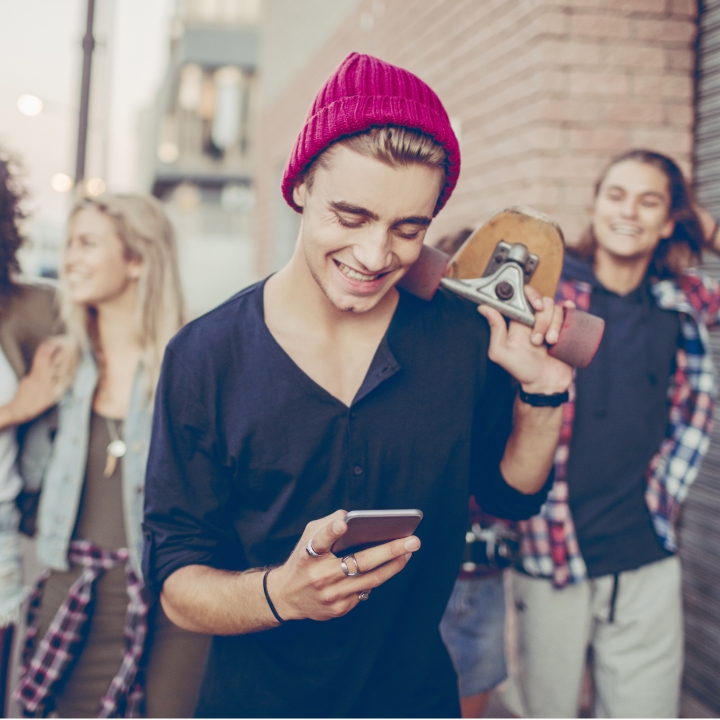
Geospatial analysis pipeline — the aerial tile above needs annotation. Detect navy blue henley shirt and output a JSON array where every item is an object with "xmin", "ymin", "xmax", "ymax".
[{"xmin": 142, "ymin": 280, "xmax": 550, "ymax": 718}]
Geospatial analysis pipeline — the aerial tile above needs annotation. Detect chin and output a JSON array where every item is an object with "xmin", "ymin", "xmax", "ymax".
[
  {"xmin": 328, "ymin": 291, "xmax": 383, "ymax": 314},
  {"xmin": 606, "ymin": 244, "xmax": 653, "ymax": 262},
  {"xmin": 329, "ymin": 281, "xmax": 393, "ymax": 313},
  {"xmin": 66, "ymin": 291, "xmax": 90, "ymax": 306}
]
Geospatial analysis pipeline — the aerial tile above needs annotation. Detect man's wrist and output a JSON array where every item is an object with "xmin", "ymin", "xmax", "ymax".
[
  {"xmin": 519, "ymin": 380, "xmax": 569, "ymax": 395},
  {"xmin": 262, "ymin": 568, "xmax": 286, "ymax": 624},
  {"xmin": 518, "ymin": 388, "xmax": 569, "ymax": 408},
  {"xmin": 264, "ymin": 564, "xmax": 297, "ymax": 622}
]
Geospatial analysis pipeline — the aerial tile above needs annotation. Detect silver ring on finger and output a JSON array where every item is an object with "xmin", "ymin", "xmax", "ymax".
[
  {"xmin": 340, "ymin": 554, "xmax": 361, "ymax": 577},
  {"xmin": 358, "ymin": 590, "xmax": 370, "ymax": 601},
  {"xmin": 305, "ymin": 538, "xmax": 326, "ymax": 558}
]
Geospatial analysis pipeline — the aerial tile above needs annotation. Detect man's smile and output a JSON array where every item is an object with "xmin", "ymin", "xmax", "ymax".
[
  {"xmin": 609, "ymin": 222, "xmax": 642, "ymax": 238},
  {"xmin": 334, "ymin": 259, "xmax": 393, "ymax": 282}
]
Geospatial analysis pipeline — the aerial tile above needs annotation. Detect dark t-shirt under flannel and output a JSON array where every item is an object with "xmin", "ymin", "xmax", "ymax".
[
  {"xmin": 142, "ymin": 281, "xmax": 550, "ymax": 718},
  {"xmin": 565, "ymin": 256, "xmax": 678, "ymax": 577}
]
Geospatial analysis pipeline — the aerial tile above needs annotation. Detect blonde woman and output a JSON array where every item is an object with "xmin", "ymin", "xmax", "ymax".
[{"xmin": 14, "ymin": 195, "xmax": 210, "ymax": 718}]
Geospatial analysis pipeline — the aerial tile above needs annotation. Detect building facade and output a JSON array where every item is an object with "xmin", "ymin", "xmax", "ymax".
[
  {"xmin": 256, "ymin": 0, "xmax": 695, "ymax": 271},
  {"xmin": 141, "ymin": 0, "xmax": 260, "ymax": 317}
]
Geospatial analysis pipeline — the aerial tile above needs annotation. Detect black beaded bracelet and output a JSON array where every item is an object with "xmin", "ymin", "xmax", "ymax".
[
  {"xmin": 262, "ymin": 569, "xmax": 286, "ymax": 624},
  {"xmin": 519, "ymin": 388, "xmax": 569, "ymax": 407}
]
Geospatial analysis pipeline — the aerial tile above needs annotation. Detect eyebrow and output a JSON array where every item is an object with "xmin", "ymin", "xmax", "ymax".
[{"xmin": 329, "ymin": 201, "xmax": 432, "ymax": 227}]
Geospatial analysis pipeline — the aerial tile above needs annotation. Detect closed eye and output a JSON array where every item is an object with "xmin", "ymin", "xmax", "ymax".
[
  {"xmin": 396, "ymin": 229, "xmax": 421, "ymax": 239},
  {"xmin": 336, "ymin": 214, "xmax": 365, "ymax": 229},
  {"xmin": 639, "ymin": 195, "xmax": 664, "ymax": 209},
  {"xmin": 393, "ymin": 223, "xmax": 425, "ymax": 240}
]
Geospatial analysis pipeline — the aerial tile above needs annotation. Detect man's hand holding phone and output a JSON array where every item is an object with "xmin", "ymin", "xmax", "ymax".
[{"xmin": 266, "ymin": 509, "xmax": 421, "ymax": 623}]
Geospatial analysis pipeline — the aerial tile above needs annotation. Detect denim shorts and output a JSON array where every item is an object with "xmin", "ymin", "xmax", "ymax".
[{"xmin": 439, "ymin": 574, "xmax": 508, "ymax": 698}]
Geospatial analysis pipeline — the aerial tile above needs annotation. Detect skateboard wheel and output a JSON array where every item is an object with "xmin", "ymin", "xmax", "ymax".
[
  {"xmin": 548, "ymin": 308, "xmax": 605, "ymax": 369},
  {"xmin": 398, "ymin": 244, "xmax": 449, "ymax": 301}
]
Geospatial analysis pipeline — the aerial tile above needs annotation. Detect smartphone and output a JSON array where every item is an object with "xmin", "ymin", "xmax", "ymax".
[{"xmin": 331, "ymin": 509, "xmax": 423, "ymax": 555}]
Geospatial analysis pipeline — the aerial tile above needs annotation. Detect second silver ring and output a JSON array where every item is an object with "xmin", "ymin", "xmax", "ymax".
[{"xmin": 340, "ymin": 554, "xmax": 361, "ymax": 576}]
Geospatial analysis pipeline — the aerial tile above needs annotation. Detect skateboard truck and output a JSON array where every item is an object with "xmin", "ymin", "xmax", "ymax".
[
  {"xmin": 440, "ymin": 241, "xmax": 539, "ymax": 327},
  {"xmin": 398, "ymin": 207, "xmax": 605, "ymax": 369}
]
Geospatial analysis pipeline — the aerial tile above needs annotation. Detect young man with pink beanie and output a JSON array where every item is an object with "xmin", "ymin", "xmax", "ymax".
[{"xmin": 143, "ymin": 53, "xmax": 571, "ymax": 717}]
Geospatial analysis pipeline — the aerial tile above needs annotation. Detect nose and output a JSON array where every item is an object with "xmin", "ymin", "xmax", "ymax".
[
  {"xmin": 352, "ymin": 226, "xmax": 393, "ymax": 273},
  {"xmin": 619, "ymin": 196, "xmax": 639, "ymax": 219},
  {"xmin": 63, "ymin": 237, "xmax": 82, "ymax": 270}
]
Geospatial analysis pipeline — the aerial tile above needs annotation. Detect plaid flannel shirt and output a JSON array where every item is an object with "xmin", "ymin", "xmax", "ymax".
[
  {"xmin": 13, "ymin": 540, "xmax": 150, "ymax": 718},
  {"xmin": 518, "ymin": 269, "xmax": 720, "ymax": 588}
]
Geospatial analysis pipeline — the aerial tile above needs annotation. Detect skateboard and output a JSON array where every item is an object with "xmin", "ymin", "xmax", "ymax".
[{"xmin": 399, "ymin": 206, "xmax": 605, "ymax": 368}]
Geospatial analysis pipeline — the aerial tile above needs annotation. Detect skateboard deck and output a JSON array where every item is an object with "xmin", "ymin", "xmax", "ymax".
[
  {"xmin": 447, "ymin": 206, "xmax": 563, "ymax": 298},
  {"xmin": 399, "ymin": 206, "xmax": 605, "ymax": 368}
]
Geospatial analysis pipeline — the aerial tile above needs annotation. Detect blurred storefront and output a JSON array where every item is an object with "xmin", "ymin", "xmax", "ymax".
[
  {"xmin": 253, "ymin": 1, "xmax": 718, "ymax": 716},
  {"xmin": 140, "ymin": 0, "xmax": 260, "ymax": 318}
]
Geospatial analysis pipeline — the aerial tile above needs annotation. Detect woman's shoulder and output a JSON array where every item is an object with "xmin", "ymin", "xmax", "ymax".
[
  {"xmin": 1, "ymin": 277, "xmax": 58, "ymax": 330},
  {"xmin": 0, "ymin": 278, "xmax": 60, "ymax": 376}
]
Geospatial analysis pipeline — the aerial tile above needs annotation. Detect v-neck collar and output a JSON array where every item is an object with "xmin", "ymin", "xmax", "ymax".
[{"xmin": 254, "ymin": 279, "xmax": 402, "ymax": 409}]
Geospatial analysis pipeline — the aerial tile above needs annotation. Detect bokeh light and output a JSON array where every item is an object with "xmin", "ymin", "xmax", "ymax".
[
  {"xmin": 86, "ymin": 178, "xmax": 106, "ymax": 196},
  {"xmin": 50, "ymin": 173, "xmax": 73, "ymax": 192},
  {"xmin": 157, "ymin": 142, "xmax": 180, "ymax": 163},
  {"xmin": 17, "ymin": 94, "xmax": 43, "ymax": 116}
]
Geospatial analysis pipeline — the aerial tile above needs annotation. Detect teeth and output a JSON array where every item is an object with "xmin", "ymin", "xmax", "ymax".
[
  {"xmin": 338, "ymin": 261, "xmax": 379, "ymax": 282},
  {"xmin": 611, "ymin": 225, "xmax": 640, "ymax": 236}
]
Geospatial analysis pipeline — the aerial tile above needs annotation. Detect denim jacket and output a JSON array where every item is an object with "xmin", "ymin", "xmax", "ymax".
[{"xmin": 34, "ymin": 351, "xmax": 152, "ymax": 576}]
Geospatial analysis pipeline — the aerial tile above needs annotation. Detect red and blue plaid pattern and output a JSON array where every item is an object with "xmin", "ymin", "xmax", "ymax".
[
  {"xmin": 518, "ymin": 271, "xmax": 719, "ymax": 588},
  {"xmin": 13, "ymin": 540, "xmax": 150, "ymax": 718}
]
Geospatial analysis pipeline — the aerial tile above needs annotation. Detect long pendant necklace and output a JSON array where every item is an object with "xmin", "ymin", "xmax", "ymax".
[{"xmin": 104, "ymin": 417, "xmax": 126, "ymax": 478}]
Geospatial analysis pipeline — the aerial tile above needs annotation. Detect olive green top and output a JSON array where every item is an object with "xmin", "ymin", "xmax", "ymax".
[{"xmin": 73, "ymin": 411, "xmax": 127, "ymax": 549}]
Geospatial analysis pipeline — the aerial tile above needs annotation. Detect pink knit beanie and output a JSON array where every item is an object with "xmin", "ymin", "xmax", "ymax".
[{"xmin": 281, "ymin": 52, "xmax": 461, "ymax": 216}]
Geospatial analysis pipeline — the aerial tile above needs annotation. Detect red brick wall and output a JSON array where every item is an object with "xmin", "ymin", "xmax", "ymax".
[{"xmin": 256, "ymin": 0, "xmax": 697, "ymax": 275}]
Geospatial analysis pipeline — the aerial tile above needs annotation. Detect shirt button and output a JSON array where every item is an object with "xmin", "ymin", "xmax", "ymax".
[
  {"xmin": 354, "ymin": 466, "xmax": 363, "ymax": 476},
  {"xmin": 132, "ymin": 442, "xmax": 144, "ymax": 453},
  {"xmin": 136, "ymin": 487, "xmax": 143, "ymax": 495},
  {"xmin": 350, "ymin": 411, "xmax": 357, "ymax": 420}
]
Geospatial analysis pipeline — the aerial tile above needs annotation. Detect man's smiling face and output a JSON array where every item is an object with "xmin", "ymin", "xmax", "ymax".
[
  {"xmin": 592, "ymin": 159, "xmax": 675, "ymax": 265},
  {"xmin": 292, "ymin": 143, "xmax": 444, "ymax": 314}
]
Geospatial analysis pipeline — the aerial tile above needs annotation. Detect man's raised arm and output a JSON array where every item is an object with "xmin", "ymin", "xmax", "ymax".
[{"xmin": 479, "ymin": 289, "xmax": 572, "ymax": 496}]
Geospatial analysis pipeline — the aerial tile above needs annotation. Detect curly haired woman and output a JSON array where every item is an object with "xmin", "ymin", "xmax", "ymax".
[{"xmin": 0, "ymin": 147, "xmax": 66, "ymax": 711}]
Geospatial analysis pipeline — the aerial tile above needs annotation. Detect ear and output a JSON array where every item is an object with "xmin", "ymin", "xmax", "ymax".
[
  {"xmin": 293, "ymin": 179, "xmax": 307, "ymax": 210},
  {"xmin": 660, "ymin": 218, "xmax": 675, "ymax": 240},
  {"xmin": 128, "ymin": 257, "xmax": 143, "ymax": 281}
]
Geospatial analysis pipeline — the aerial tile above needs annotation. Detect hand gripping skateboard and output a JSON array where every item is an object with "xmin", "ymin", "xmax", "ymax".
[{"xmin": 399, "ymin": 206, "xmax": 605, "ymax": 368}]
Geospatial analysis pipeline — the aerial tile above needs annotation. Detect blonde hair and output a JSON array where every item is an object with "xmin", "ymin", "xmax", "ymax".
[
  {"xmin": 305, "ymin": 125, "xmax": 447, "ymax": 189},
  {"xmin": 60, "ymin": 194, "xmax": 185, "ymax": 399}
]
